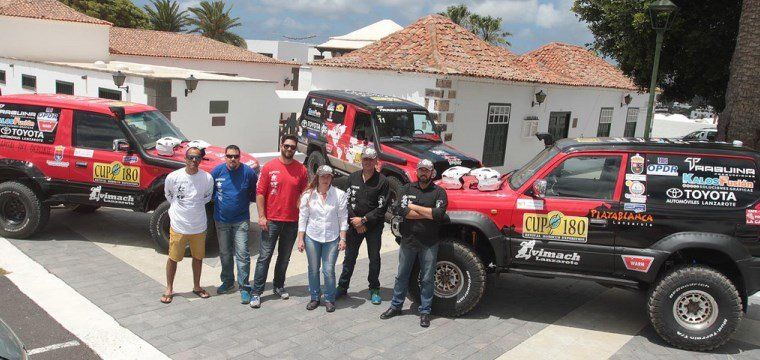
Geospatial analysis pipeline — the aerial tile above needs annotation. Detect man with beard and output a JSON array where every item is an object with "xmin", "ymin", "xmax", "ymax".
[
  {"xmin": 250, "ymin": 135, "xmax": 308, "ymax": 308},
  {"xmin": 380, "ymin": 159, "xmax": 448, "ymax": 327}
]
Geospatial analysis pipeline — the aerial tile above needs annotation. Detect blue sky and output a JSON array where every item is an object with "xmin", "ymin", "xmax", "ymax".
[{"xmin": 132, "ymin": 0, "xmax": 594, "ymax": 55}]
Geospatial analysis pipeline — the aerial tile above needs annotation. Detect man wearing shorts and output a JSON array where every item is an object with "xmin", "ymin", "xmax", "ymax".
[{"xmin": 160, "ymin": 147, "xmax": 214, "ymax": 303}]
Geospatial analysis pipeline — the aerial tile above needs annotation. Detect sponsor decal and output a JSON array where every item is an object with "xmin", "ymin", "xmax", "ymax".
[
  {"xmin": 647, "ymin": 164, "xmax": 678, "ymax": 176},
  {"xmin": 36, "ymin": 112, "xmax": 59, "ymax": 132},
  {"xmin": 74, "ymin": 148, "xmax": 94, "ymax": 158},
  {"xmin": 516, "ymin": 198, "xmax": 544, "ymax": 211},
  {"xmin": 684, "ymin": 157, "xmax": 755, "ymax": 178},
  {"xmin": 88, "ymin": 186, "xmax": 135, "ymax": 206},
  {"xmin": 430, "ymin": 149, "xmax": 462, "ymax": 166},
  {"xmin": 626, "ymin": 174, "xmax": 646, "ymax": 181},
  {"xmin": 515, "ymin": 240, "xmax": 580, "ymax": 266},
  {"xmin": 657, "ymin": 157, "xmax": 668, "ymax": 165},
  {"xmin": 327, "ymin": 103, "xmax": 335, "ymax": 112},
  {"xmin": 575, "ymin": 138, "xmax": 601, "ymax": 143},
  {"xmin": 629, "ymin": 181, "xmax": 646, "ymax": 195},
  {"xmin": 45, "ymin": 145, "xmax": 69, "ymax": 168},
  {"xmin": 377, "ymin": 107, "xmax": 408, "ymax": 113},
  {"xmin": 0, "ymin": 126, "xmax": 44, "ymax": 142},
  {"xmin": 310, "ymin": 98, "xmax": 325, "ymax": 108},
  {"xmin": 307, "ymin": 130, "xmax": 318, "ymax": 139},
  {"xmin": 746, "ymin": 209, "xmax": 760, "ymax": 225},
  {"xmin": 302, "ymin": 119, "xmax": 322, "ymax": 133},
  {"xmin": 122, "ymin": 155, "xmax": 139, "ymax": 164},
  {"xmin": 93, "ymin": 161, "xmax": 140, "ymax": 187},
  {"xmin": 335, "ymin": 104, "xmax": 345, "ymax": 113},
  {"xmin": 623, "ymin": 203, "xmax": 647, "ymax": 213},
  {"xmin": 621, "ymin": 255, "xmax": 655, "ymax": 272},
  {"xmin": 630, "ymin": 153, "xmax": 645, "ymax": 174},
  {"xmin": 682, "ymin": 173, "xmax": 754, "ymax": 192},
  {"xmin": 522, "ymin": 211, "xmax": 588, "ymax": 243},
  {"xmin": 0, "ymin": 106, "xmax": 59, "ymax": 143},
  {"xmin": 590, "ymin": 209, "xmax": 653, "ymax": 226},
  {"xmin": 0, "ymin": 117, "xmax": 35, "ymax": 128},
  {"xmin": 307, "ymin": 108, "xmax": 322, "ymax": 118},
  {"xmin": 666, "ymin": 187, "xmax": 737, "ymax": 207}
]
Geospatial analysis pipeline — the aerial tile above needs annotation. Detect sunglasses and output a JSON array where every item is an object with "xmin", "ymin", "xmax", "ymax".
[
  {"xmin": 225, "ymin": 154, "xmax": 240, "ymax": 159},
  {"xmin": 186, "ymin": 155, "xmax": 202, "ymax": 162},
  {"xmin": 282, "ymin": 144, "xmax": 296, "ymax": 150}
]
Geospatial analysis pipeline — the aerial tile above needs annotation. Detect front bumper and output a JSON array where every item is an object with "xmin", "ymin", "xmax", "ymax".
[{"xmin": 747, "ymin": 291, "xmax": 760, "ymax": 320}]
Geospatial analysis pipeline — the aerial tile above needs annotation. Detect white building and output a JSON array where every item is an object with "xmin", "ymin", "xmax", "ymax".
[
  {"xmin": 304, "ymin": 15, "xmax": 649, "ymax": 171},
  {"xmin": 316, "ymin": 19, "xmax": 403, "ymax": 58},
  {"xmin": 245, "ymin": 39, "xmax": 324, "ymax": 64}
]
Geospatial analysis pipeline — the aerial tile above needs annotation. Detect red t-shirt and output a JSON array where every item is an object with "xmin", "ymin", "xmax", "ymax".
[{"xmin": 256, "ymin": 158, "xmax": 308, "ymax": 222}]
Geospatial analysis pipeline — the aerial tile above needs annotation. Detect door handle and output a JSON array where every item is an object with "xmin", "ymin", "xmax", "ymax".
[
  {"xmin": 75, "ymin": 161, "xmax": 88, "ymax": 168},
  {"xmin": 589, "ymin": 218, "xmax": 608, "ymax": 227}
]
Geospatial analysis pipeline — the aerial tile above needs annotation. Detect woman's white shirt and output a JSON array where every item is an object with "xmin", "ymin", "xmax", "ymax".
[{"xmin": 298, "ymin": 186, "xmax": 349, "ymax": 243}]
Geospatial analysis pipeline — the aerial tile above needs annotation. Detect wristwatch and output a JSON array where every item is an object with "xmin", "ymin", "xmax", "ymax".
[{"xmin": 361, "ymin": 216, "xmax": 368, "ymax": 224}]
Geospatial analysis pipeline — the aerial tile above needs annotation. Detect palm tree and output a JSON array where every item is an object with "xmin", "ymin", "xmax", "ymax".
[
  {"xmin": 143, "ymin": 0, "xmax": 188, "ymax": 32},
  {"xmin": 188, "ymin": 0, "xmax": 247, "ymax": 48},
  {"xmin": 438, "ymin": 4, "xmax": 471, "ymax": 27},
  {"xmin": 468, "ymin": 14, "xmax": 512, "ymax": 47}
]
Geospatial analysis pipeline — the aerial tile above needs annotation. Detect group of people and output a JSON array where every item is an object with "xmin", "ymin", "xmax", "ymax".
[{"xmin": 159, "ymin": 134, "xmax": 448, "ymax": 327}]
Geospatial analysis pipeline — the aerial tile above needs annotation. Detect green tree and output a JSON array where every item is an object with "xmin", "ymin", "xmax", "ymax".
[
  {"xmin": 572, "ymin": 0, "xmax": 741, "ymax": 111},
  {"xmin": 143, "ymin": 0, "xmax": 189, "ymax": 32},
  {"xmin": 188, "ymin": 1, "xmax": 247, "ymax": 48},
  {"xmin": 61, "ymin": 0, "xmax": 149, "ymax": 28},
  {"xmin": 438, "ymin": 4, "xmax": 511, "ymax": 47},
  {"xmin": 468, "ymin": 14, "xmax": 512, "ymax": 47}
]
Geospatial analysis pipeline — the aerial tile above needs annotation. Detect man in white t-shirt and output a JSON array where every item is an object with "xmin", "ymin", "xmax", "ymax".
[{"xmin": 160, "ymin": 147, "xmax": 214, "ymax": 304}]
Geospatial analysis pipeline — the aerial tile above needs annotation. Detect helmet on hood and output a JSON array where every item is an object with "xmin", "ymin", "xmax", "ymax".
[
  {"xmin": 440, "ymin": 166, "xmax": 472, "ymax": 189},
  {"xmin": 469, "ymin": 167, "xmax": 502, "ymax": 191},
  {"xmin": 156, "ymin": 137, "xmax": 182, "ymax": 156}
]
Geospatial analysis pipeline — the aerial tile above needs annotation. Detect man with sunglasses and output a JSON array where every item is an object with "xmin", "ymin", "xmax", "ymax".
[
  {"xmin": 211, "ymin": 145, "xmax": 258, "ymax": 304},
  {"xmin": 250, "ymin": 134, "xmax": 308, "ymax": 308},
  {"xmin": 160, "ymin": 147, "xmax": 214, "ymax": 304}
]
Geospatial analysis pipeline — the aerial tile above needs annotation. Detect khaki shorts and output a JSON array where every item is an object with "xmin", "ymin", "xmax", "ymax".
[{"xmin": 168, "ymin": 228, "xmax": 206, "ymax": 262}]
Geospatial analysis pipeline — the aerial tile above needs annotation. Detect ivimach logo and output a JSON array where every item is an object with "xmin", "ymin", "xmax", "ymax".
[{"xmin": 515, "ymin": 240, "xmax": 580, "ymax": 266}]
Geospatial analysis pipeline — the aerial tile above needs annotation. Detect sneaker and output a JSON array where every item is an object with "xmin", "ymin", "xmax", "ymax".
[
  {"xmin": 306, "ymin": 300, "xmax": 320, "ymax": 311},
  {"xmin": 420, "ymin": 314, "xmax": 431, "ymax": 328},
  {"xmin": 335, "ymin": 286, "xmax": 348, "ymax": 299},
  {"xmin": 370, "ymin": 289, "xmax": 382, "ymax": 305},
  {"xmin": 240, "ymin": 290, "xmax": 251, "ymax": 304},
  {"xmin": 273, "ymin": 287, "xmax": 289, "ymax": 300},
  {"xmin": 325, "ymin": 302, "xmax": 336, "ymax": 313},
  {"xmin": 217, "ymin": 282, "xmax": 234, "ymax": 295},
  {"xmin": 249, "ymin": 295, "xmax": 261, "ymax": 308}
]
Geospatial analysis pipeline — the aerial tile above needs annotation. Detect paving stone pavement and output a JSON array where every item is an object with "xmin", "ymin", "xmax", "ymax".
[{"xmin": 6, "ymin": 210, "xmax": 760, "ymax": 359}]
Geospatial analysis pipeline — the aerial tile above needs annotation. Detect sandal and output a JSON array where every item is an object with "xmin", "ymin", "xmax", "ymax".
[
  {"xmin": 160, "ymin": 294, "xmax": 173, "ymax": 304},
  {"xmin": 192, "ymin": 289, "xmax": 210, "ymax": 299}
]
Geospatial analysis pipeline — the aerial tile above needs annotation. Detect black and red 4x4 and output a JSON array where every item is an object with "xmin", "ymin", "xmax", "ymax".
[
  {"xmin": 296, "ymin": 90, "xmax": 480, "ymax": 216},
  {"xmin": 406, "ymin": 136, "xmax": 760, "ymax": 351},
  {"xmin": 0, "ymin": 94, "xmax": 259, "ymax": 252}
]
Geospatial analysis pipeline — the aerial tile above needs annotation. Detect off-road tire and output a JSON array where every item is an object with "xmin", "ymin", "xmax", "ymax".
[
  {"xmin": 648, "ymin": 265, "xmax": 742, "ymax": 351},
  {"xmin": 71, "ymin": 205, "xmax": 100, "ymax": 214},
  {"xmin": 306, "ymin": 151, "xmax": 327, "ymax": 178},
  {"xmin": 0, "ymin": 181, "xmax": 50, "ymax": 239},
  {"xmin": 408, "ymin": 240, "xmax": 487, "ymax": 317},
  {"xmin": 384, "ymin": 176, "xmax": 403, "ymax": 222},
  {"xmin": 149, "ymin": 201, "xmax": 217, "ymax": 256}
]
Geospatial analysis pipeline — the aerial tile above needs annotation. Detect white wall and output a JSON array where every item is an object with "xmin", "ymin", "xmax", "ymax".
[
  {"xmin": 0, "ymin": 16, "xmax": 109, "ymax": 62},
  {"xmin": 172, "ymin": 80, "xmax": 280, "ymax": 154},
  {"xmin": 455, "ymin": 78, "xmax": 648, "ymax": 171},
  {"xmin": 652, "ymin": 117, "xmax": 716, "ymax": 138},
  {"xmin": 245, "ymin": 40, "xmax": 279, "ymax": 58},
  {"xmin": 110, "ymin": 55, "xmax": 296, "ymax": 90},
  {"xmin": 309, "ymin": 67, "xmax": 435, "ymax": 106}
]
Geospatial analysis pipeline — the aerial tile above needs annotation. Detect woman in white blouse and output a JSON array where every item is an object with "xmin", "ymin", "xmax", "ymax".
[{"xmin": 297, "ymin": 165, "xmax": 348, "ymax": 312}]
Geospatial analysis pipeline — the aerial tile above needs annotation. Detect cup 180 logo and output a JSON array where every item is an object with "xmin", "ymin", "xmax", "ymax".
[
  {"xmin": 93, "ymin": 161, "xmax": 140, "ymax": 187},
  {"xmin": 522, "ymin": 211, "xmax": 588, "ymax": 243}
]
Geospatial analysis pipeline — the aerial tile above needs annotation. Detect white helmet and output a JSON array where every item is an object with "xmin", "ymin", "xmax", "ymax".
[
  {"xmin": 156, "ymin": 137, "xmax": 182, "ymax": 156},
  {"xmin": 469, "ymin": 167, "xmax": 502, "ymax": 191},
  {"xmin": 440, "ymin": 166, "xmax": 471, "ymax": 189},
  {"xmin": 187, "ymin": 139, "xmax": 210, "ymax": 151}
]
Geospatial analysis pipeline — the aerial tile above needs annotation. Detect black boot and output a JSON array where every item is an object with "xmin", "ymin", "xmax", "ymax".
[
  {"xmin": 380, "ymin": 307, "xmax": 402, "ymax": 319},
  {"xmin": 420, "ymin": 314, "xmax": 431, "ymax": 327}
]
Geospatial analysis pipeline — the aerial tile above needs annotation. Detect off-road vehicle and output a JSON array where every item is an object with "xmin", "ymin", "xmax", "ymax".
[
  {"xmin": 401, "ymin": 136, "xmax": 760, "ymax": 351},
  {"xmin": 296, "ymin": 90, "xmax": 480, "ymax": 217},
  {"xmin": 0, "ymin": 94, "xmax": 259, "ymax": 252}
]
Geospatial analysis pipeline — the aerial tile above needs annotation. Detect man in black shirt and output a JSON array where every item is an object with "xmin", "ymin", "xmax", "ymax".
[
  {"xmin": 380, "ymin": 159, "xmax": 448, "ymax": 327},
  {"xmin": 337, "ymin": 148, "xmax": 389, "ymax": 304}
]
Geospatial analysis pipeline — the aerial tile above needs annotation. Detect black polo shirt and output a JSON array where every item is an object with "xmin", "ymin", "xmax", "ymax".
[
  {"xmin": 396, "ymin": 181, "xmax": 448, "ymax": 247},
  {"xmin": 347, "ymin": 170, "xmax": 389, "ymax": 227}
]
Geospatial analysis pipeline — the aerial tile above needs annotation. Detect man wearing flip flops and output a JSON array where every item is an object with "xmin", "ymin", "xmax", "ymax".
[{"xmin": 160, "ymin": 147, "xmax": 215, "ymax": 304}]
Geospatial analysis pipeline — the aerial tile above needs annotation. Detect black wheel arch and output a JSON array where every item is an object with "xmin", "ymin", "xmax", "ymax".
[
  {"xmin": 141, "ymin": 174, "xmax": 168, "ymax": 212},
  {"xmin": 442, "ymin": 211, "xmax": 507, "ymax": 268},
  {"xmin": 0, "ymin": 159, "xmax": 49, "ymax": 195},
  {"xmin": 380, "ymin": 164, "xmax": 410, "ymax": 183}
]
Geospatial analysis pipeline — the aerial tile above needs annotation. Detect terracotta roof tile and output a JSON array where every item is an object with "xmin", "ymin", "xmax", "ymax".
[
  {"xmin": 0, "ymin": 0, "xmax": 111, "ymax": 25},
  {"xmin": 109, "ymin": 27, "xmax": 297, "ymax": 65},
  {"xmin": 314, "ymin": 15, "xmax": 639, "ymax": 90}
]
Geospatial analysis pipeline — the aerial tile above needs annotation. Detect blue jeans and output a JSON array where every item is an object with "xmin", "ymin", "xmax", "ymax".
[
  {"xmin": 216, "ymin": 220, "xmax": 250, "ymax": 291},
  {"xmin": 390, "ymin": 242, "xmax": 439, "ymax": 315},
  {"xmin": 251, "ymin": 221, "xmax": 298, "ymax": 295},
  {"xmin": 304, "ymin": 236, "xmax": 340, "ymax": 302}
]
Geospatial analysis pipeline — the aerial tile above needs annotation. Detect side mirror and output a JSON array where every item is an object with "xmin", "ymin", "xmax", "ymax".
[
  {"xmin": 113, "ymin": 139, "xmax": 131, "ymax": 152},
  {"xmin": 532, "ymin": 179, "xmax": 547, "ymax": 198},
  {"xmin": 435, "ymin": 123, "xmax": 448, "ymax": 133}
]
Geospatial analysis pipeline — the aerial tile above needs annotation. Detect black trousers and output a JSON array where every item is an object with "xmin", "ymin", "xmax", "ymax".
[{"xmin": 338, "ymin": 224, "xmax": 383, "ymax": 290}]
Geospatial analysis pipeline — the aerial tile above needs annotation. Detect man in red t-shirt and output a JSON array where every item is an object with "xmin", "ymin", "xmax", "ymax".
[{"xmin": 249, "ymin": 134, "xmax": 308, "ymax": 308}]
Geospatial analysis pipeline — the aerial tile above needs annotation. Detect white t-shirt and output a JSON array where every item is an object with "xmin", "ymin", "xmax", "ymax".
[{"xmin": 165, "ymin": 168, "xmax": 214, "ymax": 234}]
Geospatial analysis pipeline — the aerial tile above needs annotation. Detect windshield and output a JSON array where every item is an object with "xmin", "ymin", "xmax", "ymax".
[
  {"xmin": 509, "ymin": 146, "xmax": 560, "ymax": 189},
  {"xmin": 124, "ymin": 111, "xmax": 187, "ymax": 149},
  {"xmin": 375, "ymin": 111, "xmax": 440, "ymax": 142}
]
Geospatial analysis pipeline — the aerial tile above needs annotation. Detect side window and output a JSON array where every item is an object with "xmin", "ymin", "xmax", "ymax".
[
  {"xmin": 74, "ymin": 111, "xmax": 126, "ymax": 150},
  {"xmin": 645, "ymin": 154, "xmax": 757, "ymax": 208},
  {"xmin": 352, "ymin": 111, "xmax": 373, "ymax": 141},
  {"xmin": 0, "ymin": 103, "xmax": 60, "ymax": 144},
  {"xmin": 545, "ymin": 155, "xmax": 622, "ymax": 200},
  {"xmin": 326, "ymin": 101, "xmax": 346, "ymax": 124}
]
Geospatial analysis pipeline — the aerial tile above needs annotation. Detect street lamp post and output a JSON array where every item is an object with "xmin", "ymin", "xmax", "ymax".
[{"xmin": 643, "ymin": 0, "xmax": 678, "ymax": 138}]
